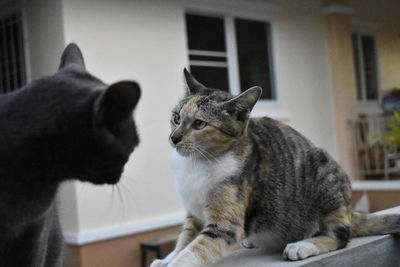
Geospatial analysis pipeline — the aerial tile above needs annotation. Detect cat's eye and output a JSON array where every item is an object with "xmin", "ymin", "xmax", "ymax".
[
  {"xmin": 193, "ymin": 119, "xmax": 207, "ymax": 130},
  {"xmin": 173, "ymin": 113, "xmax": 181, "ymax": 125}
]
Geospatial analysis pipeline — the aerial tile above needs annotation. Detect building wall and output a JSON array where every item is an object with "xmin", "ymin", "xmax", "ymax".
[
  {"xmin": 378, "ymin": 27, "xmax": 400, "ymax": 91},
  {"xmin": 350, "ymin": 0, "xmax": 400, "ymax": 92},
  {"xmin": 20, "ymin": 0, "xmax": 400, "ymax": 265},
  {"xmin": 24, "ymin": 0, "xmax": 65, "ymax": 79},
  {"xmin": 55, "ymin": 0, "xmax": 338, "ymax": 243}
]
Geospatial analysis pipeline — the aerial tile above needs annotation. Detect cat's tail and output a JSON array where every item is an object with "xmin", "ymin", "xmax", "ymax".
[{"xmin": 351, "ymin": 211, "xmax": 400, "ymax": 237}]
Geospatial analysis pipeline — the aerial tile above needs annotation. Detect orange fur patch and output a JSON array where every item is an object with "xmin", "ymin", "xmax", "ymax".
[
  {"xmin": 325, "ymin": 206, "xmax": 351, "ymax": 226},
  {"xmin": 195, "ymin": 124, "xmax": 236, "ymax": 150},
  {"xmin": 181, "ymin": 96, "xmax": 202, "ymax": 117},
  {"xmin": 175, "ymin": 215, "xmax": 202, "ymax": 252},
  {"xmin": 190, "ymin": 235, "xmax": 225, "ymax": 263}
]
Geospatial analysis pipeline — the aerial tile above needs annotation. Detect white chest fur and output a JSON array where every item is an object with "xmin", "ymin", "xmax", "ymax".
[{"xmin": 171, "ymin": 150, "xmax": 241, "ymax": 224}]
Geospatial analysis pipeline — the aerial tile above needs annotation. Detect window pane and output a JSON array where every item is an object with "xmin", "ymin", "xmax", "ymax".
[
  {"xmin": 190, "ymin": 66, "xmax": 229, "ymax": 92},
  {"xmin": 185, "ymin": 14, "xmax": 226, "ymax": 52},
  {"xmin": 235, "ymin": 18, "xmax": 274, "ymax": 100},
  {"xmin": 361, "ymin": 35, "xmax": 378, "ymax": 100},
  {"xmin": 0, "ymin": 12, "xmax": 25, "ymax": 94},
  {"xmin": 189, "ymin": 55, "xmax": 227, "ymax": 62},
  {"xmin": 352, "ymin": 34, "xmax": 363, "ymax": 100}
]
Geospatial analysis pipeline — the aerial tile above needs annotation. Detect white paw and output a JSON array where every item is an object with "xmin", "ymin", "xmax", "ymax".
[
  {"xmin": 150, "ymin": 251, "xmax": 178, "ymax": 267},
  {"xmin": 167, "ymin": 248, "xmax": 203, "ymax": 267},
  {"xmin": 240, "ymin": 239, "xmax": 255, "ymax": 248},
  {"xmin": 150, "ymin": 259, "xmax": 168, "ymax": 267},
  {"xmin": 283, "ymin": 241, "xmax": 319, "ymax": 261}
]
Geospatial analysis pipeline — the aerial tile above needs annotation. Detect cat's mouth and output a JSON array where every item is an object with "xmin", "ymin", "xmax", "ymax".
[{"xmin": 175, "ymin": 144, "xmax": 195, "ymax": 157}]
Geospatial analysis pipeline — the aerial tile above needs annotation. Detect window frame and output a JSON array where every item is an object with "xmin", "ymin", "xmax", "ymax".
[
  {"xmin": 352, "ymin": 31, "xmax": 382, "ymax": 115},
  {"xmin": 184, "ymin": 8, "xmax": 281, "ymax": 109},
  {"xmin": 0, "ymin": 0, "xmax": 31, "ymax": 92}
]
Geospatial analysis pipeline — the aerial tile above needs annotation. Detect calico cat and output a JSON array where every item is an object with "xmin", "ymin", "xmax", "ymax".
[
  {"xmin": 151, "ymin": 69, "xmax": 400, "ymax": 267},
  {"xmin": 0, "ymin": 43, "xmax": 140, "ymax": 266}
]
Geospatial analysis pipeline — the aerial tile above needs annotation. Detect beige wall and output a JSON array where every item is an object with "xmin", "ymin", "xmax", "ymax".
[
  {"xmin": 350, "ymin": 0, "xmax": 400, "ymax": 92},
  {"xmin": 377, "ymin": 27, "xmax": 400, "ymax": 91},
  {"xmin": 272, "ymin": 1, "xmax": 338, "ymax": 157}
]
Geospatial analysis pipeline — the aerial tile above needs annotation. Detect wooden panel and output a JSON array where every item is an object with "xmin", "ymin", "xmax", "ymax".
[
  {"xmin": 368, "ymin": 191, "xmax": 400, "ymax": 212},
  {"xmin": 351, "ymin": 191, "xmax": 363, "ymax": 207},
  {"xmin": 65, "ymin": 225, "xmax": 181, "ymax": 267},
  {"xmin": 351, "ymin": 190, "xmax": 400, "ymax": 212}
]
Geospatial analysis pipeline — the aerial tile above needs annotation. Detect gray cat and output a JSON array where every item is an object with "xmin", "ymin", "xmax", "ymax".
[
  {"xmin": 0, "ymin": 43, "xmax": 140, "ymax": 266},
  {"xmin": 151, "ymin": 69, "xmax": 400, "ymax": 267}
]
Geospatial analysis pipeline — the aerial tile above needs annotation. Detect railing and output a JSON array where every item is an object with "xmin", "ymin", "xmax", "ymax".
[
  {"xmin": 211, "ymin": 206, "xmax": 400, "ymax": 267},
  {"xmin": 349, "ymin": 115, "xmax": 400, "ymax": 180}
]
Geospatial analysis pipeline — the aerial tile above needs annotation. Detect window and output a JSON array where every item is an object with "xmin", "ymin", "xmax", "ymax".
[
  {"xmin": 0, "ymin": 10, "xmax": 26, "ymax": 93},
  {"xmin": 352, "ymin": 33, "xmax": 379, "ymax": 102},
  {"xmin": 185, "ymin": 13, "xmax": 275, "ymax": 100}
]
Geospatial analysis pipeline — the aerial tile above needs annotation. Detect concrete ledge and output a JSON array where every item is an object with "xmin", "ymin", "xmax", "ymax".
[
  {"xmin": 352, "ymin": 181, "xmax": 400, "ymax": 191},
  {"xmin": 212, "ymin": 206, "xmax": 400, "ymax": 267}
]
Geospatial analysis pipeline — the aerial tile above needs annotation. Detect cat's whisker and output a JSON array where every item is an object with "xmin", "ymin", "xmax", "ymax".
[
  {"xmin": 179, "ymin": 142, "xmax": 218, "ymax": 167},
  {"xmin": 119, "ymin": 177, "xmax": 139, "ymax": 208},
  {"xmin": 190, "ymin": 144, "xmax": 232, "ymax": 174},
  {"xmin": 115, "ymin": 183, "xmax": 126, "ymax": 223},
  {"xmin": 109, "ymin": 184, "xmax": 116, "ymax": 212}
]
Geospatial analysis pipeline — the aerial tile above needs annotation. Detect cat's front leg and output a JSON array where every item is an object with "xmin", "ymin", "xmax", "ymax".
[
  {"xmin": 167, "ymin": 185, "xmax": 247, "ymax": 267},
  {"xmin": 167, "ymin": 221, "xmax": 244, "ymax": 267},
  {"xmin": 151, "ymin": 251, "xmax": 178, "ymax": 267},
  {"xmin": 150, "ymin": 214, "xmax": 200, "ymax": 267}
]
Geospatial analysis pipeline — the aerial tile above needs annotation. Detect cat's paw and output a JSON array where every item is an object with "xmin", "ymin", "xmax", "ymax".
[
  {"xmin": 150, "ymin": 259, "xmax": 168, "ymax": 267},
  {"xmin": 240, "ymin": 239, "xmax": 255, "ymax": 248},
  {"xmin": 167, "ymin": 248, "xmax": 203, "ymax": 267},
  {"xmin": 150, "ymin": 251, "xmax": 178, "ymax": 267},
  {"xmin": 283, "ymin": 241, "xmax": 319, "ymax": 261}
]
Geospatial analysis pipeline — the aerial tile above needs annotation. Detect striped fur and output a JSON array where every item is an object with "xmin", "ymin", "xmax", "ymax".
[{"xmin": 151, "ymin": 70, "xmax": 400, "ymax": 267}]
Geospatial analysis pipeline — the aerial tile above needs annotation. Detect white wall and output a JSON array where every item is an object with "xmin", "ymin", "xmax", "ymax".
[
  {"xmin": 25, "ymin": 0, "xmax": 65, "ymax": 79},
  {"xmin": 33, "ymin": 0, "xmax": 338, "ymax": 242}
]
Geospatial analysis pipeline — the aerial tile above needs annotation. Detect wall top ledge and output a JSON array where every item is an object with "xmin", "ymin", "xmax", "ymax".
[
  {"xmin": 322, "ymin": 4, "xmax": 354, "ymax": 15},
  {"xmin": 352, "ymin": 180, "xmax": 400, "ymax": 191}
]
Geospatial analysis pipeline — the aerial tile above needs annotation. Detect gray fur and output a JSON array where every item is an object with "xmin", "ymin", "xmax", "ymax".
[{"xmin": 0, "ymin": 43, "xmax": 140, "ymax": 266}]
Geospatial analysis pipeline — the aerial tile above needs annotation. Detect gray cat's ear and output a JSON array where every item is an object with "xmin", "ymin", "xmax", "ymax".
[
  {"xmin": 96, "ymin": 81, "xmax": 141, "ymax": 134},
  {"xmin": 184, "ymin": 68, "xmax": 207, "ymax": 94},
  {"xmin": 59, "ymin": 43, "xmax": 86, "ymax": 70},
  {"xmin": 221, "ymin": 86, "xmax": 262, "ymax": 118}
]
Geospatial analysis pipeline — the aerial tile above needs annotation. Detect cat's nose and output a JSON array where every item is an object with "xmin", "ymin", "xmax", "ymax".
[{"xmin": 171, "ymin": 135, "xmax": 182, "ymax": 145}]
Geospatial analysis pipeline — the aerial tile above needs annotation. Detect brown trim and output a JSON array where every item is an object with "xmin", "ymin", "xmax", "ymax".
[{"xmin": 65, "ymin": 225, "xmax": 181, "ymax": 267}]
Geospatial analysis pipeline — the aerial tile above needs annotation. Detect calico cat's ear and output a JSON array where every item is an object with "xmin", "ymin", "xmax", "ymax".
[
  {"xmin": 184, "ymin": 68, "xmax": 207, "ymax": 94},
  {"xmin": 221, "ymin": 86, "xmax": 262, "ymax": 119},
  {"xmin": 96, "ymin": 81, "xmax": 141, "ymax": 135},
  {"xmin": 59, "ymin": 43, "xmax": 86, "ymax": 70}
]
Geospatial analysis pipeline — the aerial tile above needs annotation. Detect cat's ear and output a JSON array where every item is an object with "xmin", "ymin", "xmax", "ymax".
[
  {"xmin": 59, "ymin": 43, "xmax": 86, "ymax": 70},
  {"xmin": 184, "ymin": 68, "xmax": 207, "ymax": 94},
  {"xmin": 96, "ymin": 81, "xmax": 141, "ymax": 134},
  {"xmin": 221, "ymin": 86, "xmax": 262, "ymax": 119}
]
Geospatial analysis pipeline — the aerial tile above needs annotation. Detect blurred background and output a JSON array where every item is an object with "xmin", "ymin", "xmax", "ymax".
[{"xmin": 0, "ymin": 0, "xmax": 399, "ymax": 266}]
